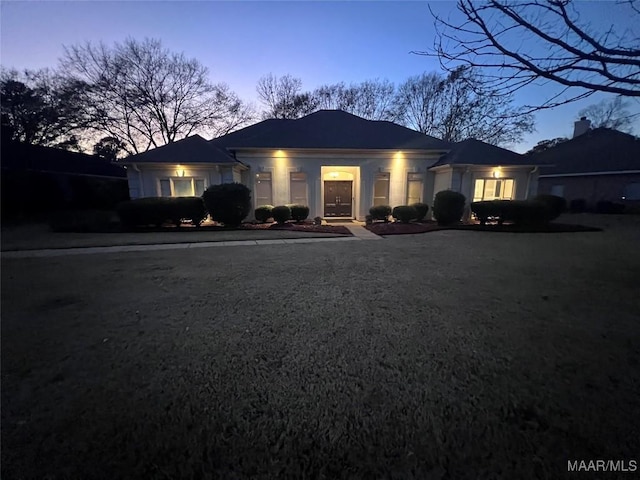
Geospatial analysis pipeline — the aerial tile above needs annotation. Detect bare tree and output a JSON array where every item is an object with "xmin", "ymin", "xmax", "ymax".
[
  {"xmin": 420, "ymin": 0, "xmax": 640, "ymax": 112},
  {"xmin": 256, "ymin": 74, "xmax": 318, "ymax": 119},
  {"xmin": 393, "ymin": 72, "xmax": 443, "ymax": 133},
  {"xmin": 394, "ymin": 67, "xmax": 535, "ymax": 146},
  {"xmin": 312, "ymin": 79, "xmax": 396, "ymax": 120},
  {"xmin": 61, "ymin": 38, "xmax": 253, "ymax": 155},
  {"xmin": 578, "ymin": 96, "xmax": 637, "ymax": 132}
]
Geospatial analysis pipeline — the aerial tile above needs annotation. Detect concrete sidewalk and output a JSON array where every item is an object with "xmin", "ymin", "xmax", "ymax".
[{"xmin": 2, "ymin": 225, "xmax": 381, "ymax": 258}]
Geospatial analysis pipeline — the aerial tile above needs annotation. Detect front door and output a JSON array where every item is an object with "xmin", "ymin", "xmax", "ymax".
[{"xmin": 324, "ymin": 181, "xmax": 353, "ymax": 217}]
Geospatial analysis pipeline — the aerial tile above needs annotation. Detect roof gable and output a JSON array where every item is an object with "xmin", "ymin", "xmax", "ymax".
[
  {"xmin": 531, "ymin": 128, "xmax": 640, "ymax": 175},
  {"xmin": 212, "ymin": 110, "xmax": 452, "ymax": 151},
  {"xmin": 121, "ymin": 134, "xmax": 237, "ymax": 164}
]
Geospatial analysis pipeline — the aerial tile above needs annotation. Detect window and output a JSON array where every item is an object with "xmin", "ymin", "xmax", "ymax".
[
  {"xmin": 473, "ymin": 178, "xmax": 515, "ymax": 202},
  {"xmin": 373, "ymin": 172, "xmax": 390, "ymax": 206},
  {"xmin": 158, "ymin": 178, "xmax": 206, "ymax": 197},
  {"xmin": 255, "ymin": 172, "xmax": 273, "ymax": 206},
  {"xmin": 406, "ymin": 172, "xmax": 424, "ymax": 204},
  {"xmin": 550, "ymin": 185, "xmax": 564, "ymax": 197},
  {"xmin": 290, "ymin": 172, "xmax": 307, "ymax": 204},
  {"xmin": 623, "ymin": 183, "xmax": 640, "ymax": 200}
]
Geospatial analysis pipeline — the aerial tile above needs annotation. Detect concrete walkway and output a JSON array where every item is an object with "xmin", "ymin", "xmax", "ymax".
[{"xmin": 2, "ymin": 226, "xmax": 382, "ymax": 259}]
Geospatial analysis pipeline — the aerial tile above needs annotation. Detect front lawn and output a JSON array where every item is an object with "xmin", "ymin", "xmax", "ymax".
[{"xmin": 2, "ymin": 226, "xmax": 638, "ymax": 479}]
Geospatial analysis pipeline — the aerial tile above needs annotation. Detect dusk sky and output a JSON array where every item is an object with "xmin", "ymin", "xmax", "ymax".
[{"xmin": 2, "ymin": 0, "xmax": 638, "ymax": 153}]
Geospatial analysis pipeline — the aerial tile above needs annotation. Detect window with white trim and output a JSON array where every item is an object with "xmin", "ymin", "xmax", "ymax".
[
  {"xmin": 158, "ymin": 177, "xmax": 206, "ymax": 197},
  {"xmin": 473, "ymin": 178, "xmax": 515, "ymax": 202},
  {"xmin": 290, "ymin": 172, "xmax": 308, "ymax": 204},
  {"xmin": 255, "ymin": 172, "xmax": 273, "ymax": 206},
  {"xmin": 373, "ymin": 172, "xmax": 390, "ymax": 206},
  {"xmin": 407, "ymin": 172, "xmax": 424, "ymax": 204}
]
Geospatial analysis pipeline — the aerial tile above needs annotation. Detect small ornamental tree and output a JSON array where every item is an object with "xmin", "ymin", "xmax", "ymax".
[{"xmin": 202, "ymin": 183, "xmax": 251, "ymax": 227}]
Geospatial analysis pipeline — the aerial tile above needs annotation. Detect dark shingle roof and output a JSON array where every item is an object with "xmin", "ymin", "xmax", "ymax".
[
  {"xmin": 1, "ymin": 141, "xmax": 126, "ymax": 178},
  {"xmin": 531, "ymin": 128, "xmax": 640, "ymax": 175},
  {"xmin": 212, "ymin": 110, "xmax": 452, "ymax": 150},
  {"xmin": 432, "ymin": 139, "xmax": 534, "ymax": 167},
  {"xmin": 120, "ymin": 134, "xmax": 238, "ymax": 164}
]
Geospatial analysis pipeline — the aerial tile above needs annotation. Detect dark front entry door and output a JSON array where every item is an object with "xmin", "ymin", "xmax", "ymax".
[{"xmin": 324, "ymin": 181, "xmax": 353, "ymax": 217}]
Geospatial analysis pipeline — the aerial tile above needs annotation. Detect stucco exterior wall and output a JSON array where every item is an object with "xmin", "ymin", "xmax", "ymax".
[
  {"xmin": 235, "ymin": 150, "xmax": 441, "ymax": 220},
  {"xmin": 128, "ymin": 164, "xmax": 222, "ymax": 199},
  {"xmin": 538, "ymin": 173, "xmax": 640, "ymax": 204}
]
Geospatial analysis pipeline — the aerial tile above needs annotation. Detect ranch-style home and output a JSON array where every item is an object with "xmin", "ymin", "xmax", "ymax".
[{"xmin": 120, "ymin": 110, "xmax": 540, "ymax": 220}]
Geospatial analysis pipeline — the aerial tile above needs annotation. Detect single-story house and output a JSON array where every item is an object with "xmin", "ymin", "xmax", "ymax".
[
  {"xmin": 121, "ymin": 110, "xmax": 541, "ymax": 220},
  {"xmin": 534, "ymin": 119, "xmax": 640, "ymax": 206}
]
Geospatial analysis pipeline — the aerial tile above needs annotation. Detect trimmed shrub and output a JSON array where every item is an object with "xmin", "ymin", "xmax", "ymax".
[
  {"xmin": 596, "ymin": 200, "xmax": 626, "ymax": 214},
  {"xmin": 49, "ymin": 209, "xmax": 120, "ymax": 233},
  {"xmin": 410, "ymin": 202, "xmax": 429, "ymax": 221},
  {"xmin": 116, "ymin": 197, "xmax": 206, "ymax": 228},
  {"xmin": 369, "ymin": 205, "xmax": 392, "ymax": 222},
  {"xmin": 570, "ymin": 198, "xmax": 587, "ymax": 213},
  {"xmin": 392, "ymin": 205, "xmax": 418, "ymax": 223},
  {"xmin": 472, "ymin": 199, "xmax": 554, "ymax": 225},
  {"xmin": 534, "ymin": 194, "xmax": 567, "ymax": 221},
  {"xmin": 202, "ymin": 183, "xmax": 251, "ymax": 226},
  {"xmin": 255, "ymin": 205, "xmax": 274, "ymax": 223},
  {"xmin": 472, "ymin": 200, "xmax": 510, "ymax": 225},
  {"xmin": 433, "ymin": 190, "xmax": 466, "ymax": 225},
  {"xmin": 290, "ymin": 204, "xmax": 310, "ymax": 222},
  {"xmin": 272, "ymin": 205, "xmax": 292, "ymax": 224}
]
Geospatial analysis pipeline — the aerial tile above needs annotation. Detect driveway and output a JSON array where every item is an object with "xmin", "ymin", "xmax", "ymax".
[{"xmin": 2, "ymin": 218, "xmax": 639, "ymax": 479}]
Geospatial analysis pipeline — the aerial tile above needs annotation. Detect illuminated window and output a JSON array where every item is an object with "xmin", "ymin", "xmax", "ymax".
[
  {"xmin": 407, "ymin": 172, "xmax": 424, "ymax": 204},
  {"xmin": 373, "ymin": 172, "xmax": 390, "ymax": 206},
  {"xmin": 473, "ymin": 178, "xmax": 515, "ymax": 202},
  {"xmin": 290, "ymin": 172, "xmax": 307, "ymax": 204},
  {"xmin": 255, "ymin": 172, "xmax": 273, "ymax": 206},
  {"xmin": 158, "ymin": 178, "xmax": 206, "ymax": 197}
]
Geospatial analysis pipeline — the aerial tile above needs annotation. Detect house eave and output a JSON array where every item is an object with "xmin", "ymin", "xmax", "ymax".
[{"xmin": 539, "ymin": 170, "xmax": 640, "ymax": 178}]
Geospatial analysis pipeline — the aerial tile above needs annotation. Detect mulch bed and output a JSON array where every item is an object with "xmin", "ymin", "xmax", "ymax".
[
  {"xmin": 241, "ymin": 222, "xmax": 352, "ymax": 235},
  {"xmin": 365, "ymin": 221, "xmax": 602, "ymax": 235},
  {"xmin": 129, "ymin": 221, "xmax": 352, "ymax": 235}
]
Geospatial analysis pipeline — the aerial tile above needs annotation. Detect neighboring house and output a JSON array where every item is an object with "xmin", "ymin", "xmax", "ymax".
[
  {"xmin": 121, "ymin": 110, "xmax": 540, "ymax": 220},
  {"xmin": 534, "ymin": 119, "xmax": 640, "ymax": 206},
  {"xmin": 1, "ymin": 140, "xmax": 128, "ymax": 219}
]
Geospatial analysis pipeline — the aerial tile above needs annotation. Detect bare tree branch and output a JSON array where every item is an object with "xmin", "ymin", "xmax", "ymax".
[{"xmin": 417, "ymin": 0, "xmax": 640, "ymax": 112}]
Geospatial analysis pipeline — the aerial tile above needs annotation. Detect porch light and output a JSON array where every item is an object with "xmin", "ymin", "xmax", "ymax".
[
  {"xmin": 330, "ymin": 171, "xmax": 340, "ymax": 178},
  {"xmin": 176, "ymin": 165, "xmax": 185, "ymax": 177},
  {"xmin": 493, "ymin": 167, "xmax": 502, "ymax": 179}
]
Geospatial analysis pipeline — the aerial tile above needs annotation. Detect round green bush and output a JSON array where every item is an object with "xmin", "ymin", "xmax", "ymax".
[
  {"xmin": 290, "ymin": 204, "xmax": 310, "ymax": 222},
  {"xmin": 392, "ymin": 205, "xmax": 418, "ymax": 223},
  {"xmin": 272, "ymin": 205, "xmax": 292, "ymax": 224},
  {"xmin": 369, "ymin": 205, "xmax": 392, "ymax": 221},
  {"xmin": 410, "ymin": 202, "xmax": 429, "ymax": 221},
  {"xmin": 433, "ymin": 190, "xmax": 466, "ymax": 225},
  {"xmin": 255, "ymin": 205, "xmax": 274, "ymax": 223},
  {"xmin": 202, "ymin": 183, "xmax": 251, "ymax": 227}
]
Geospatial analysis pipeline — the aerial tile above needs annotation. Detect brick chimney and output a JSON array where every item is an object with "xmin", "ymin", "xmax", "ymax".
[{"xmin": 573, "ymin": 116, "xmax": 591, "ymax": 138}]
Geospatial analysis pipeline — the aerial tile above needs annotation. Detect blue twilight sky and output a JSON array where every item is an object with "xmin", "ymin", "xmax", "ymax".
[{"xmin": 1, "ymin": 0, "xmax": 638, "ymax": 153}]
